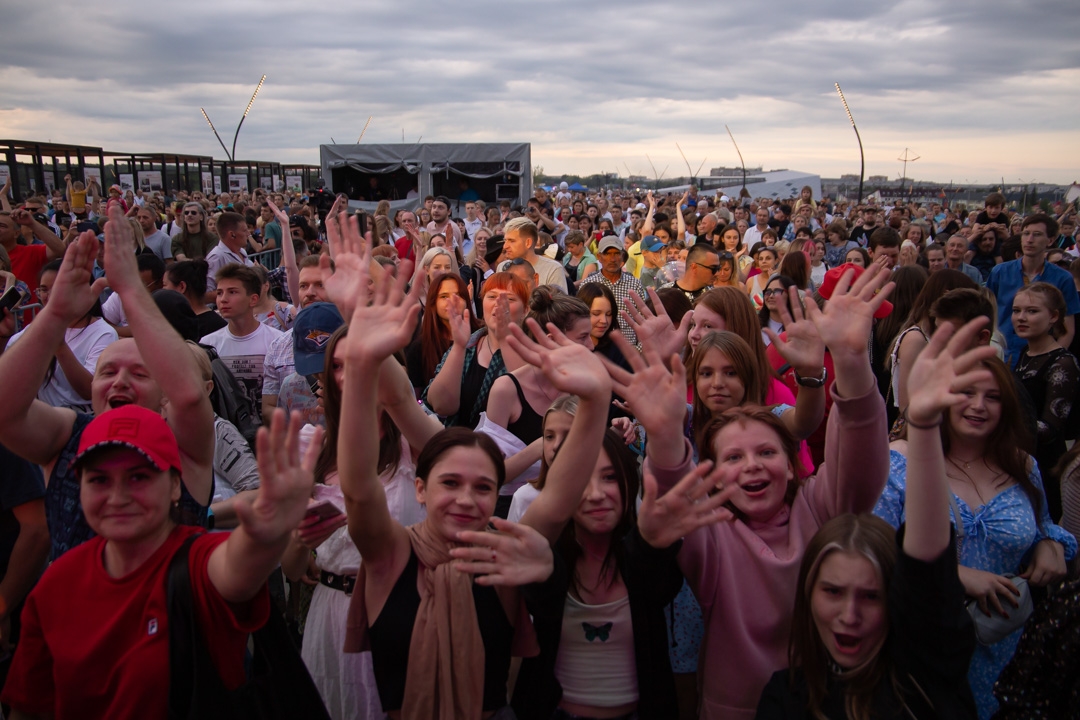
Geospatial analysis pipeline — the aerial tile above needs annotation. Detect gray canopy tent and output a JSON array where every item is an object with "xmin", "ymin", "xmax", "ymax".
[{"xmin": 320, "ymin": 142, "xmax": 531, "ymax": 214}]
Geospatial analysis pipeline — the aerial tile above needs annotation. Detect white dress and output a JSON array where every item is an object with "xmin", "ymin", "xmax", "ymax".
[{"xmin": 300, "ymin": 439, "xmax": 426, "ymax": 720}]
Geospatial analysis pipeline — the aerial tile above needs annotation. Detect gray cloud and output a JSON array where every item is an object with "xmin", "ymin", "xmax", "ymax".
[{"xmin": 1, "ymin": 0, "xmax": 1078, "ymax": 183}]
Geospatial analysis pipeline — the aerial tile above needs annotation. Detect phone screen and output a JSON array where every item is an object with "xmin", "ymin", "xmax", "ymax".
[{"xmin": 0, "ymin": 286, "xmax": 26, "ymax": 313}]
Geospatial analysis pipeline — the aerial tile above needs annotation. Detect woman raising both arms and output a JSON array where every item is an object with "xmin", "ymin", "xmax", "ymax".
[
  {"xmin": 609, "ymin": 264, "xmax": 895, "ymax": 720},
  {"xmin": 331, "ymin": 230, "xmax": 554, "ymax": 720},
  {"xmin": 750, "ymin": 318, "xmax": 993, "ymax": 718}
]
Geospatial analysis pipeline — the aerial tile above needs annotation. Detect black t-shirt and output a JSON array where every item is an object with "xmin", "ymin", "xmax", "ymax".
[
  {"xmin": 0, "ymin": 443, "xmax": 45, "ymax": 580},
  {"xmin": 194, "ymin": 310, "xmax": 227, "ymax": 338}
]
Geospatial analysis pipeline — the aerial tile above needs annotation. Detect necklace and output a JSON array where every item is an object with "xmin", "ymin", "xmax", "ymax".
[{"xmin": 946, "ymin": 456, "xmax": 988, "ymax": 506}]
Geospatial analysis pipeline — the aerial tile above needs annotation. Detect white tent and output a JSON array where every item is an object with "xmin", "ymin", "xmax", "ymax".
[{"xmin": 320, "ymin": 142, "xmax": 532, "ymax": 213}]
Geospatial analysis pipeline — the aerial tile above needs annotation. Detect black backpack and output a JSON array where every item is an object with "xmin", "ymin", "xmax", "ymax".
[
  {"xmin": 166, "ymin": 536, "xmax": 330, "ymax": 720},
  {"xmin": 199, "ymin": 344, "xmax": 258, "ymax": 451}
]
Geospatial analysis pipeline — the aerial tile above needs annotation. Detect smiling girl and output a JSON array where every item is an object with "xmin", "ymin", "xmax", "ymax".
[
  {"xmin": 611, "ymin": 264, "xmax": 895, "ymax": 719},
  {"xmin": 1011, "ymin": 282, "xmax": 1080, "ymax": 519}
]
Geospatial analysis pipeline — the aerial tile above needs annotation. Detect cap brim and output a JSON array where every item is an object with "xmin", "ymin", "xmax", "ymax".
[
  {"xmin": 294, "ymin": 352, "xmax": 325, "ymax": 377},
  {"xmin": 73, "ymin": 440, "xmax": 170, "ymax": 473},
  {"xmin": 873, "ymin": 299, "xmax": 895, "ymax": 319}
]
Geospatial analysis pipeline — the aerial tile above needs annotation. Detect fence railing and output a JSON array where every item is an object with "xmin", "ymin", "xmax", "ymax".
[{"xmin": 249, "ymin": 248, "xmax": 281, "ymax": 268}]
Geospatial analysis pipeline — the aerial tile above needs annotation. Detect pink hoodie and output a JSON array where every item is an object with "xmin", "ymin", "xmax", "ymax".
[{"xmin": 646, "ymin": 383, "xmax": 888, "ymax": 720}]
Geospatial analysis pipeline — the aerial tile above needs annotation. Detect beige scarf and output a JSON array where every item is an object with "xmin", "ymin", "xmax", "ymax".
[{"xmin": 346, "ymin": 522, "xmax": 537, "ymax": 719}]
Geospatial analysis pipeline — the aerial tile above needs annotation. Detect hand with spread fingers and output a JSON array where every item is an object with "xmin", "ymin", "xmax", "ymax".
[
  {"xmin": 342, "ymin": 249, "xmax": 423, "ymax": 366},
  {"xmin": 237, "ymin": 410, "xmax": 324, "ymax": 545},
  {"xmin": 763, "ymin": 286, "xmax": 825, "ymax": 377},
  {"xmin": 446, "ymin": 294, "xmax": 473, "ymax": 347},
  {"xmin": 806, "ymin": 263, "xmax": 894, "ymax": 358},
  {"xmin": 905, "ymin": 317, "xmax": 997, "ymax": 428},
  {"xmin": 620, "ymin": 288, "xmax": 692, "ymax": 360},
  {"xmin": 450, "ymin": 518, "xmax": 554, "ymax": 586},
  {"xmin": 638, "ymin": 461, "xmax": 738, "ymax": 549},
  {"xmin": 43, "ymin": 231, "xmax": 108, "ymax": 325},
  {"xmin": 602, "ymin": 330, "xmax": 687, "ymax": 443},
  {"xmin": 504, "ymin": 318, "xmax": 612, "ymax": 401}
]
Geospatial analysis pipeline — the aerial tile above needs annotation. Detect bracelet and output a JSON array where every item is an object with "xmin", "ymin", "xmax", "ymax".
[{"xmin": 904, "ymin": 412, "xmax": 943, "ymax": 430}]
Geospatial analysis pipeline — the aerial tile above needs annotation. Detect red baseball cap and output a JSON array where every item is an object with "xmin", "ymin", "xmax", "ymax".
[
  {"xmin": 74, "ymin": 405, "xmax": 182, "ymax": 474},
  {"xmin": 817, "ymin": 263, "xmax": 894, "ymax": 319}
]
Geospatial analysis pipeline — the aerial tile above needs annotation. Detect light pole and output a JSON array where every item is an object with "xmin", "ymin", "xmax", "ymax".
[
  {"xmin": 199, "ymin": 75, "xmax": 266, "ymax": 162},
  {"xmin": 835, "ymin": 83, "xmax": 864, "ymax": 204}
]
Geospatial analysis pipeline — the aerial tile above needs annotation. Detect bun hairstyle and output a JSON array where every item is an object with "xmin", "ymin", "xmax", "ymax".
[
  {"xmin": 166, "ymin": 259, "xmax": 211, "ymax": 298},
  {"xmin": 526, "ymin": 286, "xmax": 590, "ymax": 340}
]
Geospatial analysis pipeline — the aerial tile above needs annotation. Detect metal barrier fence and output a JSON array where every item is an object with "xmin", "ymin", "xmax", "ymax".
[{"xmin": 249, "ymin": 248, "xmax": 281, "ymax": 268}]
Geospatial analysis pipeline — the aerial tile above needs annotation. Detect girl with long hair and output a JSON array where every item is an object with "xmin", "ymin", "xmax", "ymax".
[
  {"xmin": 713, "ymin": 251, "xmax": 741, "ymax": 289},
  {"xmin": 331, "ymin": 240, "xmax": 584, "ymax": 719},
  {"xmin": 759, "ymin": 275, "xmax": 798, "ymax": 347},
  {"xmin": 485, "ymin": 287, "xmax": 592, "ymax": 516},
  {"xmin": 576, "ymin": 282, "xmax": 629, "ymax": 369},
  {"xmin": 1011, "ymin": 282, "xmax": 1080, "ymax": 520},
  {"xmin": 610, "ymin": 264, "xmax": 895, "ymax": 719},
  {"xmin": 754, "ymin": 319, "xmax": 995, "ymax": 719},
  {"xmin": 874, "ymin": 355, "xmax": 1075, "ymax": 719},
  {"xmin": 746, "ymin": 245, "xmax": 779, "ymax": 309},
  {"xmin": 281, "ymin": 325, "xmax": 427, "ymax": 720},
  {"xmin": 405, "ymin": 273, "xmax": 477, "ymax": 393},
  {"xmin": 497, "ymin": 320, "xmax": 702, "ymax": 720}
]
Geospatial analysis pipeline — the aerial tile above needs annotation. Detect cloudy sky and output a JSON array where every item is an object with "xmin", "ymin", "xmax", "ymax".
[{"xmin": 2, "ymin": 0, "xmax": 1079, "ymax": 184}]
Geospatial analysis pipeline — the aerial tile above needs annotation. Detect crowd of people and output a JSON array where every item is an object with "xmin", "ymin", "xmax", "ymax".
[{"xmin": 0, "ymin": 173, "xmax": 1078, "ymax": 720}]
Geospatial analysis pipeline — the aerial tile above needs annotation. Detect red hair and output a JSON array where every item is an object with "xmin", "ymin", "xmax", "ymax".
[{"xmin": 481, "ymin": 272, "xmax": 531, "ymax": 305}]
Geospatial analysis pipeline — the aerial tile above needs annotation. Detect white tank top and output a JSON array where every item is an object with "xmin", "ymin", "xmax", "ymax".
[{"xmin": 554, "ymin": 593, "xmax": 638, "ymax": 707}]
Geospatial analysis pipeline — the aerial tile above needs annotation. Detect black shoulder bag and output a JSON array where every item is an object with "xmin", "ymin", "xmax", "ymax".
[{"xmin": 166, "ymin": 535, "xmax": 331, "ymax": 720}]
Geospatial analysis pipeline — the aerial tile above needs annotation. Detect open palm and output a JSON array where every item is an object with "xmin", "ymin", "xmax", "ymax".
[
  {"xmin": 505, "ymin": 319, "xmax": 611, "ymax": 400},
  {"xmin": 765, "ymin": 287, "xmax": 824, "ymax": 374},
  {"xmin": 344, "ymin": 259, "xmax": 422, "ymax": 365},
  {"xmin": 906, "ymin": 318, "xmax": 997, "ymax": 425},
  {"xmin": 603, "ymin": 331, "xmax": 687, "ymax": 436},
  {"xmin": 807, "ymin": 263, "xmax": 894, "ymax": 356}
]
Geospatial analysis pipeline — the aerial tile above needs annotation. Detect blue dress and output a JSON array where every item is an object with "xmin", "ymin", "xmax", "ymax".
[{"xmin": 873, "ymin": 450, "xmax": 1078, "ymax": 720}]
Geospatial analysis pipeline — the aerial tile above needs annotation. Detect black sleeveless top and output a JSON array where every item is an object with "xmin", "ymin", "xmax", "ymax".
[
  {"xmin": 504, "ymin": 374, "xmax": 545, "ymax": 445},
  {"xmin": 368, "ymin": 550, "xmax": 514, "ymax": 712}
]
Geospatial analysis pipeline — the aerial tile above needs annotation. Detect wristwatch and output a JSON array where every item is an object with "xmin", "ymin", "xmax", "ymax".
[{"xmin": 794, "ymin": 367, "xmax": 828, "ymax": 389}]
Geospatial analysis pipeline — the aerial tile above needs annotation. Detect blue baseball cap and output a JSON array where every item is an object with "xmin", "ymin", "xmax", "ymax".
[
  {"xmin": 638, "ymin": 234, "xmax": 667, "ymax": 253},
  {"xmin": 293, "ymin": 302, "xmax": 344, "ymax": 376}
]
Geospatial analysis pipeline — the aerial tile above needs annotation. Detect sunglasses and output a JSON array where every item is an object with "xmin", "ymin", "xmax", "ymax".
[
  {"xmin": 762, "ymin": 288, "xmax": 788, "ymax": 298},
  {"xmin": 694, "ymin": 262, "xmax": 721, "ymax": 274},
  {"xmin": 182, "ymin": 210, "xmax": 202, "ymax": 216},
  {"xmin": 717, "ymin": 251, "xmax": 734, "ymax": 260}
]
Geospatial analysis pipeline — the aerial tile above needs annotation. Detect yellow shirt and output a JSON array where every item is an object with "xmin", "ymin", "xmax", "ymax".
[{"xmin": 624, "ymin": 240, "xmax": 643, "ymax": 278}]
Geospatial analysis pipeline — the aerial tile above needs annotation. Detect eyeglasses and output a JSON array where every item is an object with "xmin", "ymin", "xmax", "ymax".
[
  {"xmin": 694, "ymin": 262, "xmax": 721, "ymax": 274},
  {"xmin": 762, "ymin": 288, "xmax": 787, "ymax": 298},
  {"xmin": 35, "ymin": 286, "xmax": 51, "ymax": 297}
]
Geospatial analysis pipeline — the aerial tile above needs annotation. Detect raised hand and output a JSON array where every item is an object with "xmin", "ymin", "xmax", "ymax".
[
  {"xmin": 806, "ymin": 263, "xmax": 894, "ymax": 357},
  {"xmin": 906, "ymin": 317, "xmax": 996, "ymax": 426},
  {"xmin": 489, "ymin": 292, "xmax": 516, "ymax": 346},
  {"xmin": 504, "ymin": 318, "xmax": 612, "ymax": 400},
  {"xmin": 342, "ymin": 248, "xmax": 422, "ymax": 366},
  {"xmin": 603, "ymin": 330, "xmax": 687, "ymax": 440},
  {"xmin": 46, "ymin": 231, "xmax": 108, "ymax": 324},
  {"xmin": 266, "ymin": 198, "xmax": 292, "ymax": 231},
  {"xmin": 103, "ymin": 203, "xmax": 143, "ymax": 294},
  {"xmin": 236, "ymin": 409, "xmax": 324, "ymax": 545},
  {"xmin": 620, "ymin": 288, "xmax": 692, "ymax": 359},
  {"xmin": 638, "ymin": 461, "xmax": 738, "ymax": 549},
  {"xmin": 450, "ymin": 518, "xmax": 554, "ymax": 586},
  {"xmin": 446, "ymin": 294, "xmax": 473, "ymax": 346},
  {"xmin": 764, "ymin": 287, "xmax": 825, "ymax": 376},
  {"xmin": 319, "ymin": 210, "xmax": 374, "ymax": 320}
]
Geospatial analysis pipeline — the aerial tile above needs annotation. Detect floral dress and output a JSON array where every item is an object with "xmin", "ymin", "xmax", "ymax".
[{"xmin": 873, "ymin": 450, "xmax": 1078, "ymax": 720}]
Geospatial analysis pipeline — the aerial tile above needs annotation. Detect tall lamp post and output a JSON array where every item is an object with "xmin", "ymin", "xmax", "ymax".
[
  {"xmin": 835, "ymin": 83, "xmax": 864, "ymax": 204},
  {"xmin": 199, "ymin": 75, "xmax": 267, "ymax": 162}
]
